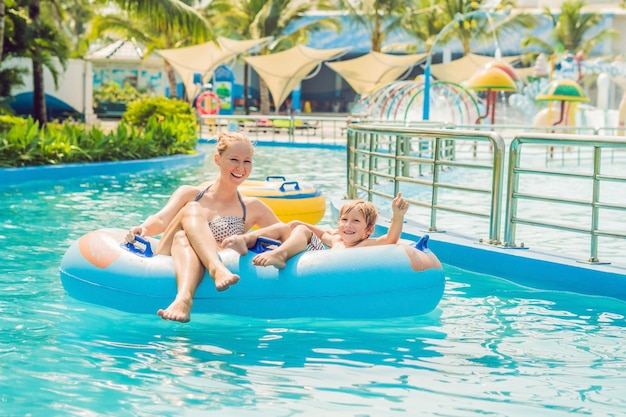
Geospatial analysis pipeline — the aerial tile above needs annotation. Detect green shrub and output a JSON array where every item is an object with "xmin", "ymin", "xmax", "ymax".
[
  {"xmin": 0, "ymin": 115, "xmax": 28, "ymax": 133},
  {"xmin": 0, "ymin": 97, "xmax": 198, "ymax": 168},
  {"xmin": 93, "ymin": 81, "xmax": 148, "ymax": 108},
  {"xmin": 122, "ymin": 96, "xmax": 196, "ymax": 128}
]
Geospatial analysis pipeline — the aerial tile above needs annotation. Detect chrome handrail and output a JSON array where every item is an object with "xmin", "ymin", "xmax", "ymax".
[
  {"xmin": 504, "ymin": 133, "xmax": 626, "ymax": 263},
  {"xmin": 347, "ymin": 124, "xmax": 506, "ymax": 244},
  {"xmin": 347, "ymin": 123, "xmax": 626, "ymax": 263}
]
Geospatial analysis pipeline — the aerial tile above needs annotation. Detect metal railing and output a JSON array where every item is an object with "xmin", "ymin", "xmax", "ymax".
[
  {"xmin": 504, "ymin": 133, "xmax": 626, "ymax": 263},
  {"xmin": 347, "ymin": 123, "xmax": 626, "ymax": 263},
  {"xmin": 197, "ymin": 114, "xmax": 352, "ymax": 146},
  {"xmin": 347, "ymin": 124, "xmax": 506, "ymax": 244}
]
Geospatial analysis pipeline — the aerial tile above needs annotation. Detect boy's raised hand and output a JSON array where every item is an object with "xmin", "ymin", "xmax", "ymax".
[{"xmin": 392, "ymin": 192, "xmax": 409, "ymax": 216}]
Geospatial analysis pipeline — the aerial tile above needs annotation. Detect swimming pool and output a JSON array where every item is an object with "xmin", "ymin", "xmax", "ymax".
[{"xmin": 2, "ymin": 143, "xmax": 626, "ymax": 416}]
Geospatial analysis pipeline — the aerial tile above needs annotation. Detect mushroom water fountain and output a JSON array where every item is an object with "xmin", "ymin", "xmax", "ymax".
[
  {"xmin": 535, "ymin": 79, "xmax": 589, "ymax": 126},
  {"xmin": 466, "ymin": 66, "xmax": 517, "ymax": 125}
]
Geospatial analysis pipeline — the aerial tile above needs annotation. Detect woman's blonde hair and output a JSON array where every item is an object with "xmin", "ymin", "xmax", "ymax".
[
  {"xmin": 339, "ymin": 200, "xmax": 378, "ymax": 230},
  {"xmin": 215, "ymin": 131, "xmax": 254, "ymax": 156}
]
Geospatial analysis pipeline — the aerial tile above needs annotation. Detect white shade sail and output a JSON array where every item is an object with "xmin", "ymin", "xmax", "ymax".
[
  {"xmin": 326, "ymin": 51, "xmax": 428, "ymax": 95},
  {"xmin": 244, "ymin": 45, "xmax": 350, "ymax": 109},
  {"xmin": 156, "ymin": 37, "xmax": 271, "ymax": 97},
  {"xmin": 429, "ymin": 53, "xmax": 520, "ymax": 84}
]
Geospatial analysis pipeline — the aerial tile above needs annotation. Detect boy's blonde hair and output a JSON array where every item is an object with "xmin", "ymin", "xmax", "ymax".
[
  {"xmin": 215, "ymin": 132, "xmax": 254, "ymax": 156},
  {"xmin": 339, "ymin": 200, "xmax": 378, "ymax": 230}
]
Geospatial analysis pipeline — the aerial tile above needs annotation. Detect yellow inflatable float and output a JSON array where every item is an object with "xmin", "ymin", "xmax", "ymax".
[{"xmin": 240, "ymin": 176, "xmax": 326, "ymax": 224}]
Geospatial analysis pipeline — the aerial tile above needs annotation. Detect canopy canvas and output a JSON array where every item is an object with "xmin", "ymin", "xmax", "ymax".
[
  {"xmin": 429, "ymin": 53, "xmax": 520, "ymax": 85},
  {"xmin": 326, "ymin": 52, "xmax": 428, "ymax": 95},
  {"xmin": 244, "ymin": 45, "xmax": 349, "ymax": 109},
  {"xmin": 156, "ymin": 37, "xmax": 271, "ymax": 98}
]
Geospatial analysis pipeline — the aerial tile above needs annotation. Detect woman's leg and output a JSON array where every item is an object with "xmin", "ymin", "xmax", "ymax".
[
  {"xmin": 157, "ymin": 230, "xmax": 204, "ymax": 322},
  {"xmin": 179, "ymin": 203, "xmax": 239, "ymax": 290},
  {"xmin": 252, "ymin": 225, "xmax": 313, "ymax": 269},
  {"xmin": 155, "ymin": 202, "xmax": 240, "ymax": 322},
  {"xmin": 157, "ymin": 202, "xmax": 239, "ymax": 291}
]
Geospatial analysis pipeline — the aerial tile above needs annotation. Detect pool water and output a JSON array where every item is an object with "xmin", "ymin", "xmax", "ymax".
[{"xmin": 2, "ymin": 144, "xmax": 626, "ymax": 416}]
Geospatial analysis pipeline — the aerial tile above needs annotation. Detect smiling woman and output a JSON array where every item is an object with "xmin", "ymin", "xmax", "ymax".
[{"xmin": 123, "ymin": 131, "xmax": 281, "ymax": 323}]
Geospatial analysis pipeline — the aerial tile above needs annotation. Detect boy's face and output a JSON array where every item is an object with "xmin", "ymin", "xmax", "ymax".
[{"xmin": 338, "ymin": 209, "xmax": 373, "ymax": 245}]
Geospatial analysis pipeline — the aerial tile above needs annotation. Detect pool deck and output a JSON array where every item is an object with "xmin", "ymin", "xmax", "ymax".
[{"xmin": 330, "ymin": 195, "xmax": 626, "ymax": 304}]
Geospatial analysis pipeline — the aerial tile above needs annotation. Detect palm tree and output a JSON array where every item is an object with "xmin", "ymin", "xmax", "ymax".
[
  {"xmin": 339, "ymin": 0, "xmax": 414, "ymax": 52},
  {"xmin": 387, "ymin": 0, "xmax": 443, "ymax": 53},
  {"xmin": 202, "ymin": 0, "xmax": 340, "ymax": 114},
  {"xmin": 521, "ymin": 0, "xmax": 617, "ymax": 58},
  {"xmin": 11, "ymin": 0, "xmax": 72, "ymax": 125},
  {"xmin": 433, "ymin": 0, "xmax": 536, "ymax": 56},
  {"xmin": 88, "ymin": 8, "xmax": 213, "ymax": 99}
]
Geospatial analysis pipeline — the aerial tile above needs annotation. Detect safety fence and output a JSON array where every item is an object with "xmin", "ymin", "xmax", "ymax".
[{"xmin": 347, "ymin": 123, "xmax": 626, "ymax": 264}]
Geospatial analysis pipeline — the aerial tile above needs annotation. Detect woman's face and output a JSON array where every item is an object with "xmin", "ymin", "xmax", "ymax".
[{"xmin": 216, "ymin": 141, "xmax": 253, "ymax": 185}]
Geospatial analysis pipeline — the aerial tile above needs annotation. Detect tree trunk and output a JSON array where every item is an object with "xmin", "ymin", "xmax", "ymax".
[
  {"xmin": 0, "ymin": 0, "xmax": 5, "ymax": 60},
  {"xmin": 260, "ymin": 78, "xmax": 271, "ymax": 114},
  {"xmin": 165, "ymin": 61, "xmax": 178, "ymax": 99},
  {"xmin": 32, "ymin": 57, "xmax": 47, "ymax": 125},
  {"xmin": 244, "ymin": 62, "xmax": 249, "ymax": 115},
  {"xmin": 29, "ymin": 0, "xmax": 47, "ymax": 125}
]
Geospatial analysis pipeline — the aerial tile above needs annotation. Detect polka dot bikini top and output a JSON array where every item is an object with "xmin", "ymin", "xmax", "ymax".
[{"xmin": 194, "ymin": 185, "xmax": 247, "ymax": 243}]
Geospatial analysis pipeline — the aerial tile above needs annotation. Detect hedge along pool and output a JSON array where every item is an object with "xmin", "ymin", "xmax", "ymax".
[{"xmin": 1, "ymin": 142, "xmax": 626, "ymax": 416}]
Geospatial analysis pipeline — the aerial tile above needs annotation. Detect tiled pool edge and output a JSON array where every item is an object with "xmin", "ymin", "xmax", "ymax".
[{"xmin": 0, "ymin": 152, "xmax": 206, "ymax": 188}]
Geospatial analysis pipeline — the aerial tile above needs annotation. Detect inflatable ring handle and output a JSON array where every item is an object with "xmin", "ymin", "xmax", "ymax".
[
  {"xmin": 121, "ymin": 235, "xmax": 154, "ymax": 258},
  {"xmin": 279, "ymin": 181, "xmax": 300, "ymax": 192},
  {"xmin": 414, "ymin": 234, "xmax": 430, "ymax": 252},
  {"xmin": 266, "ymin": 176, "xmax": 287, "ymax": 182},
  {"xmin": 249, "ymin": 236, "xmax": 282, "ymax": 254},
  {"xmin": 195, "ymin": 91, "xmax": 220, "ymax": 115}
]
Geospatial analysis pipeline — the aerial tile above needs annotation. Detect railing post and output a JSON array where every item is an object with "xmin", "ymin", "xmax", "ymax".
[
  {"xmin": 589, "ymin": 146, "xmax": 602, "ymax": 262},
  {"xmin": 503, "ymin": 138, "xmax": 521, "ymax": 247},
  {"xmin": 429, "ymin": 137, "xmax": 441, "ymax": 232}
]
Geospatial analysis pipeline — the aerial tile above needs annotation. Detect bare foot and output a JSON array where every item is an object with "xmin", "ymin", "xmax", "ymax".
[
  {"xmin": 157, "ymin": 297, "xmax": 192, "ymax": 323},
  {"xmin": 221, "ymin": 235, "xmax": 250, "ymax": 256},
  {"xmin": 253, "ymin": 251, "xmax": 288, "ymax": 269},
  {"xmin": 214, "ymin": 268, "xmax": 240, "ymax": 291}
]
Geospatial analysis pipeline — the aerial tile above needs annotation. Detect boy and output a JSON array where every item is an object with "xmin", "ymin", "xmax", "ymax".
[{"xmin": 222, "ymin": 192, "xmax": 409, "ymax": 269}]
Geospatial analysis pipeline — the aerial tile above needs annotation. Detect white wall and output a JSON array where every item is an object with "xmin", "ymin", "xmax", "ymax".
[{"xmin": 4, "ymin": 58, "xmax": 93, "ymax": 118}]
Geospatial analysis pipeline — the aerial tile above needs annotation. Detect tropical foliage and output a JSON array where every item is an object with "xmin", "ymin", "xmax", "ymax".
[
  {"xmin": 200, "ymin": 0, "xmax": 340, "ymax": 113},
  {"xmin": 0, "ymin": 97, "xmax": 198, "ymax": 167},
  {"xmin": 521, "ymin": 0, "xmax": 618, "ymax": 58},
  {"xmin": 339, "ymin": 0, "xmax": 413, "ymax": 53},
  {"xmin": 93, "ymin": 81, "xmax": 149, "ymax": 108}
]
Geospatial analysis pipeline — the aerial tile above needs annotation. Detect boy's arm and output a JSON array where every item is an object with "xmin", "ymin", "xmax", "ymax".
[{"xmin": 372, "ymin": 192, "xmax": 409, "ymax": 245}]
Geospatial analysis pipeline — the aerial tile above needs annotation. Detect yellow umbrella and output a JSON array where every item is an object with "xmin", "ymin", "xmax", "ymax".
[{"xmin": 466, "ymin": 67, "xmax": 517, "ymax": 124}]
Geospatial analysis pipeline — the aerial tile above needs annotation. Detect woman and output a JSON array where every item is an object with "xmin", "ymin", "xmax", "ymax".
[{"xmin": 126, "ymin": 132, "xmax": 280, "ymax": 323}]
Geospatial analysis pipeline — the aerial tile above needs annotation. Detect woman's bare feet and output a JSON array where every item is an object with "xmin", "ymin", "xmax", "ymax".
[
  {"xmin": 253, "ymin": 250, "xmax": 289, "ymax": 269},
  {"xmin": 158, "ymin": 297, "xmax": 193, "ymax": 322},
  {"xmin": 221, "ymin": 235, "xmax": 250, "ymax": 256},
  {"xmin": 214, "ymin": 268, "xmax": 240, "ymax": 291}
]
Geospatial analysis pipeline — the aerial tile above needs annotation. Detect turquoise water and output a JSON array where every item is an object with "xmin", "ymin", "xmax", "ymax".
[{"xmin": 2, "ymin": 144, "xmax": 626, "ymax": 416}]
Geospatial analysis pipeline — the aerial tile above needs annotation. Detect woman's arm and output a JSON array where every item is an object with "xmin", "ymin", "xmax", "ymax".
[
  {"xmin": 129, "ymin": 185, "xmax": 200, "ymax": 238},
  {"xmin": 244, "ymin": 197, "xmax": 281, "ymax": 230}
]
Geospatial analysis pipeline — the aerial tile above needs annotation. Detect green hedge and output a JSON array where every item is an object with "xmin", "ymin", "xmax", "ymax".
[{"xmin": 0, "ymin": 97, "xmax": 198, "ymax": 168}]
